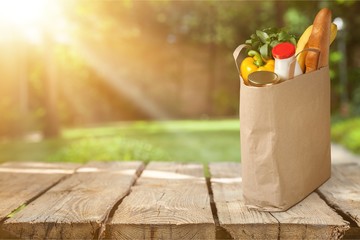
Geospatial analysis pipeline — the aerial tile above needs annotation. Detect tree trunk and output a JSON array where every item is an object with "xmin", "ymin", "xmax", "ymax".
[
  {"xmin": 275, "ymin": 1, "xmax": 285, "ymax": 27},
  {"xmin": 18, "ymin": 41, "xmax": 28, "ymax": 136},
  {"xmin": 43, "ymin": 32, "xmax": 60, "ymax": 138},
  {"xmin": 207, "ymin": 4, "xmax": 217, "ymax": 116}
]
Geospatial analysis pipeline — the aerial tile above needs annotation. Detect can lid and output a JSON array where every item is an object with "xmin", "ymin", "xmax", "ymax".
[
  {"xmin": 248, "ymin": 71, "xmax": 280, "ymax": 87},
  {"xmin": 272, "ymin": 42, "xmax": 295, "ymax": 59}
]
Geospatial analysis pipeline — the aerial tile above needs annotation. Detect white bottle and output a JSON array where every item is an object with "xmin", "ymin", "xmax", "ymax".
[{"xmin": 272, "ymin": 42, "xmax": 303, "ymax": 81}]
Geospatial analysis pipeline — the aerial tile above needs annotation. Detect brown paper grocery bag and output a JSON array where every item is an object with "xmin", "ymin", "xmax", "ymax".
[{"xmin": 234, "ymin": 44, "xmax": 331, "ymax": 211}]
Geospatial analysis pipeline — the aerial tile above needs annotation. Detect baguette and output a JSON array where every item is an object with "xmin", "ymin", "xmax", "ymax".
[{"xmin": 305, "ymin": 8, "xmax": 332, "ymax": 73}]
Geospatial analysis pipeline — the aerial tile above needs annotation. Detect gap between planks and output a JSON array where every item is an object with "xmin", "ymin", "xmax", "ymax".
[
  {"xmin": 0, "ymin": 162, "xmax": 82, "ymax": 238},
  {"xmin": 106, "ymin": 162, "xmax": 216, "ymax": 239},
  {"xmin": 209, "ymin": 162, "xmax": 350, "ymax": 240},
  {"xmin": 0, "ymin": 162, "xmax": 82, "ymax": 222},
  {"xmin": 317, "ymin": 163, "xmax": 360, "ymax": 239},
  {"xmin": 2, "ymin": 161, "xmax": 354, "ymax": 240},
  {"xmin": 3, "ymin": 161, "xmax": 144, "ymax": 239},
  {"xmin": 96, "ymin": 162, "xmax": 146, "ymax": 239},
  {"xmin": 204, "ymin": 165, "xmax": 235, "ymax": 240},
  {"xmin": 317, "ymin": 189, "xmax": 360, "ymax": 240}
]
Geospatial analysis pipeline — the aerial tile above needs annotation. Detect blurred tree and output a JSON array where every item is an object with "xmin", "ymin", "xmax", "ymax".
[
  {"xmin": 327, "ymin": 1, "xmax": 360, "ymax": 116},
  {"xmin": 50, "ymin": 1, "xmax": 360, "ymax": 120},
  {"xmin": 1, "ymin": 0, "xmax": 360, "ymax": 139},
  {"xmin": 42, "ymin": 31, "xmax": 60, "ymax": 138}
]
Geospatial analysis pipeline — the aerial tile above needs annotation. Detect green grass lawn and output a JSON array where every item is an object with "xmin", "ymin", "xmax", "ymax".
[
  {"xmin": 0, "ymin": 119, "xmax": 241, "ymax": 164},
  {"xmin": 3, "ymin": 117, "xmax": 360, "ymax": 165}
]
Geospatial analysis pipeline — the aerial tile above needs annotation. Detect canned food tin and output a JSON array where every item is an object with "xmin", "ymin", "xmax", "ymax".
[{"xmin": 248, "ymin": 71, "xmax": 280, "ymax": 87}]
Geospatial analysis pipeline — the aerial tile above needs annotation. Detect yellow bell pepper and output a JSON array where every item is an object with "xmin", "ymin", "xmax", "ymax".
[{"xmin": 240, "ymin": 50, "xmax": 274, "ymax": 85}]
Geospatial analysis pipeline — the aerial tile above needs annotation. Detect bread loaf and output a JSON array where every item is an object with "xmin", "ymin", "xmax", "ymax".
[{"xmin": 305, "ymin": 8, "xmax": 332, "ymax": 73}]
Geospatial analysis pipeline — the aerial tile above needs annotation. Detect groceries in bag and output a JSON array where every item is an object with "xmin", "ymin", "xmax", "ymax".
[
  {"xmin": 248, "ymin": 71, "xmax": 280, "ymax": 87},
  {"xmin": 305, "ymin": 8, "xmax": 332, "ymax": 72},
  {"xmin": 272, "ymin": 42, "xmax": 303, "ymax": 81},
  {"xmin": 238, "ymin": 8, "xmax": 337, "ymax": 86},
  {"xmin": 240, "ymin": 28, "xmax": 296, "ymax": 85},
  {"xmin": 240, "ymin": 50, "xmax": 274, "ymax": 85},
  {"xmin": 296, "ymin": 23, "xmax": 337, "ymax": 72}
]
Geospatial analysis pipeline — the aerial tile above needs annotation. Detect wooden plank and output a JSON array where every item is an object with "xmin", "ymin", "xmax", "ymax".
[
  {"xmin": 3, "ymin": 161, "xmax": 143, "ymax": 239},
  {"xmin": 210, "ymin": 162, "xmax": 349, "ymax": 240},
  {"xmin": 272, "ymin": 193, "xmax": 349, "ymax": 239},
  {"xmin": 318, "ymin": 163, "xmax": 360, "ymax": 238},
  {"xmin": 107, "ymin": 162, "xmax": 215, "ymax": 239},
  {"xmin": 209, "ymin": 162, "xmax": 279, "ymax": 239},
  {"xmin": 0, "ymin": 161, "xmax": 79, "ymax": 220}
]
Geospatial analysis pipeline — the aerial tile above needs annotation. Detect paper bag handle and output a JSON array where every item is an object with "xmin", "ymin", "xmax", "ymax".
[
  {"xmin": 233, "ymin": 44, "xmax": 250, "ymax": 76},
  {"xmin": 289, "ymin": 48, "xmax": 321, "ymax": 79}
]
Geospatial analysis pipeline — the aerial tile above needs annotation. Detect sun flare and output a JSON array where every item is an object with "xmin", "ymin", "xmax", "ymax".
[
  {"xmin": 0, "ymin": 0, "xmax": 67, "ymax": 43},
  {"xmin": 0, "ymin": 0, "xmax": 49, "ymax": 28}
]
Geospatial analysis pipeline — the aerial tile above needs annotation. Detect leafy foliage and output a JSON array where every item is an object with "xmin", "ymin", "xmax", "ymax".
[
  {"xmin": 245, "ymin": 28, "xmax": 297, "ymax": 60},
  {"xmin": 332, "ymin": 117, "xmax": 360, "ymax": 154},
  {"xmin": 1, "ymin": 0, "xmax": 360, "ymax": 140}
]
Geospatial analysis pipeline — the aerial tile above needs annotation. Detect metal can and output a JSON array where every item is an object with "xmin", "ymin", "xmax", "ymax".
[{"xmin": 248, "ymin": 71, "xmax": 280, "ymax": 87}]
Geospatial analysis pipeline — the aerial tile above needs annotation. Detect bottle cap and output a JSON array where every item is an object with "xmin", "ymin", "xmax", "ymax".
[{"xmin": 272, "ymin": 42, "xmax": 295, "ymax": 59}]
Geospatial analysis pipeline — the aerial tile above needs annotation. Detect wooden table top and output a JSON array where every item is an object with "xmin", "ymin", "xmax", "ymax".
[{"xmin": 0, "ymin": 161, "xmax": 359, "ymax": 239}]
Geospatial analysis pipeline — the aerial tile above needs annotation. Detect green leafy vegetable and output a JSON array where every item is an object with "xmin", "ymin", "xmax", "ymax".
[
  {"xmin": 256, "ymin": 30, "xmax": 269, "ymax": 43},
  {"xmin": 245, "ymin": 28, "xmax": 297, "ymax": 60},
  {"xmin": 259, "ymin": 43, "xmax": 269, "ymax": 59}
]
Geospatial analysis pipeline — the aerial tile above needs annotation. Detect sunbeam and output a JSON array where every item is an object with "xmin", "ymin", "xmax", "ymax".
[{"xmin": 67, "ymin": 37, "xmax": 171, "ymax": 120}]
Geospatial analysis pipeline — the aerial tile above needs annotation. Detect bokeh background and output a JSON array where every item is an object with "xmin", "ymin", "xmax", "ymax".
[{"xmin": 0, "ymin": 0, "xmax": 359, "ymax": 163}]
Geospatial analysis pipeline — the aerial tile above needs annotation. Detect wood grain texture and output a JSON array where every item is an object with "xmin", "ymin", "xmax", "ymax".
[
  {"xmin": 209, "ymin": 162, "xmax": 279, "ymax": 239},
  {"xmin": 272, "ymin": 193, "xmax": 349, "ymax": 239},
  {"xmin": 108, "ymin": 162, "xmax": 215, "ymax": 240},
  {"xmin": 210, "ymin": 162, "xmax": 349, "ymax": 240},
  {"xmin": 318, "ymin": 163, "xmax": 360, "ymax": 227},
  {"xmin": 318, "ymin": 163, "xmax": 360, "ymax": 239},
  {"xmin": 0, "ymin": 162, "xmax": 79, "ymax": 220},
  {"xmin": 3, "ymin": 161, "xmax": 143, "ymax": 239}
]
